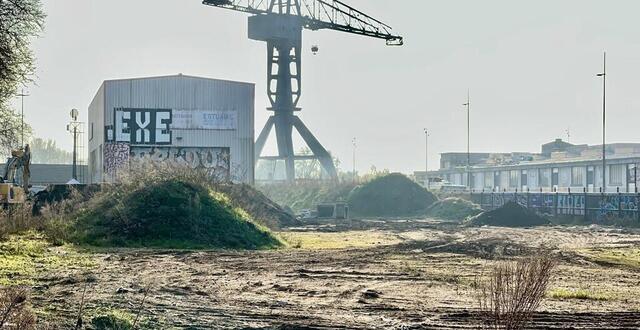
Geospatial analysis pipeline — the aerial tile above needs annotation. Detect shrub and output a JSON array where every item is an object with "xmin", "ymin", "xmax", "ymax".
[
  {"xmin": 0, "ymin": 286, "xmax": 36, "ymax": 330},
  {"xmin": 476, "ymin": 255, "xmax": 556, "ymax": 330}
]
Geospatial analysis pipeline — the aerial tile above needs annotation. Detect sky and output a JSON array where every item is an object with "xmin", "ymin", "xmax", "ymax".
[{"xmin": 11, "ymin": 0, "xmax": 640, "ymax": 174}]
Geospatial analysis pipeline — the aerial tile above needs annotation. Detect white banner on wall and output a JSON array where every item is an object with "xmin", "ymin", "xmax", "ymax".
[{"xmin": 172, "ymin": 110, "xmax": 238, "ymax": 130}]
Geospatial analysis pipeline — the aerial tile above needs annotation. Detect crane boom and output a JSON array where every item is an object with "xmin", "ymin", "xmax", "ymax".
[{"xmin": 203, "ymin": 0, "xmax": 403, "ymax": 45}]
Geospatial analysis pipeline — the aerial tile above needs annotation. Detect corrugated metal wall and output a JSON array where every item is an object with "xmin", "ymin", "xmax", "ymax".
[{"xmin": 88, "ymin": 75, "xmax": 255, "ymax": 184}]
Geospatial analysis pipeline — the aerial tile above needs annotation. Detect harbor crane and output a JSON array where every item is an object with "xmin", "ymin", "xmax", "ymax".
[{"xmin": 203, "ymin": 0, "xmax": 403, "ymax": 182}]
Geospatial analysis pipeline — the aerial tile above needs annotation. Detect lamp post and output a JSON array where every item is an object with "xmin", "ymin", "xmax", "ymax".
[
  {"xmin": 17, "ymin": 89, "xmax": 29, "ymax": 148},
  {"xmin": 462, "ymin": 90, "xmax": 471, "ymax": 190},
  {"xmin": 597, "ymin": 52, "xmax": 606, "ymax": 191},
  {"xmin": 352, "ymin": 137, "xmax": 357, "ymax": 184},
  {"xmin": 67, "ymin": 109, "xmax": 80, "ymax": 180},
  {"xmin": 424, "ymin": 128, "xmax": 429, "ymax": 189}
]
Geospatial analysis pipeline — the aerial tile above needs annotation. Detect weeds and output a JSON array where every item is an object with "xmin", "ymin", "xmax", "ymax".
[
  {"xmin": 0, "ymin": 286, "xmax": 36, "ymax": 329},
  {"xmin": 476, "ymin": 255, "xmax": 557, "ymax": 330},
  {"xmin": 548, "ymin": 288, "xmax": 610, "ymax": 301}
]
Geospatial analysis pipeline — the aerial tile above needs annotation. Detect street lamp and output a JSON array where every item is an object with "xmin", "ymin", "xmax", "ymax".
[
  {"xmin": 424, "ymin": 128, "xmax": 429, "ymax": 189},
  {"xmin": 67, "ymin": 109, "xmax": 80, "ymax": 180},
  {"xmin": 352, "ymin": 137, "xmax": 357, "ymax": 184},
  {"xmin": 462, "ymin": 90, "xmax": 471, "ymax": 190},
  {"xmin": 597, "ymin": 52, "xmax": 606, "ymax": 191}
]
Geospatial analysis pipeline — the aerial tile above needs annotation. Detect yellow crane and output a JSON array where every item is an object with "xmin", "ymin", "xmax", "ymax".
[{"xmin": 0, "ymin": 144, "xmax": 31, "ymax": 206}]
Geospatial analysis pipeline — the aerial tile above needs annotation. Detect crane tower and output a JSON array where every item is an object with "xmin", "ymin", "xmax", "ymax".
[{"xmin": 203, "ymin": 0, "xmax": 403, "ymax": 182}]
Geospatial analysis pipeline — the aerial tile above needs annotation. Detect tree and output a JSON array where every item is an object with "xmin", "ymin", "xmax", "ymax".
[
  {"xmin": 29, "ymin": 137, "xmax": 71, "ymax": 164},
  {"xmin": 0, "ymin": 0, "xmax": 45, "ymax": 153}
]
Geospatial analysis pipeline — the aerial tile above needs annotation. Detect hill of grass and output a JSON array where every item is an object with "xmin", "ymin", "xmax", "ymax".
[
  {"xmin": 347, "ymin": 173, "xmax": 437, "ymax": 217},
  {"xmin": 58, "ymin": 178, "xmax": 283, "ymax": 250}
]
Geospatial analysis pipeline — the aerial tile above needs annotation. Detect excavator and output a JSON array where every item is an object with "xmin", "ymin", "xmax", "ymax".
[{"xmin": 0, "ymin": 144, "xmax": 31, "ymax": 207}]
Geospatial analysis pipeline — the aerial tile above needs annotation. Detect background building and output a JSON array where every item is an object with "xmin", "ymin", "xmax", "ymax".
[
  {"xmin": 88, "ymin": 74, "xmax": 255, "ymax": 184},
  {"xmin": 416, "ymin": 139, "xmax": 640, "ymax": 193}
]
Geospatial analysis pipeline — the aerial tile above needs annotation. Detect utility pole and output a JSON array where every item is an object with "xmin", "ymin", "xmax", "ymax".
[
  {"xmin": 17, "ymin": 89, "xmax": 29, "ymax": 148},
  {"xmin": 352, "ymin": 137, "xmax": 357, "ymax": 184},
  {"xmin": 597, "ymin": 52, "xmax": 607, "ymax": 191},
  {"xmin": 424, "ymin": 128, "xmax": 429, "ymax": 189},
  {"xmin": 463, "ymin": 90, "xmax": 471, "ymax": 190}
]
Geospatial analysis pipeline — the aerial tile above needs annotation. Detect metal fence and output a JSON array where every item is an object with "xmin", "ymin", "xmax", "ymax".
[{"xmin": 469, "ymin": 190, "xmax": 640, "ymax": 222}]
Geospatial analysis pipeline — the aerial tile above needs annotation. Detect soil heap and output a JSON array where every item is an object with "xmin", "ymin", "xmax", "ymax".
[
  {"xmin": 426, "ymin": 197, "xmax": 483, "ymax": 221},
  {"xmin": 217, "ymin": 183, "xmax": 301, "ymax": 229},
  {"xmin": 67, "ymin": 179, "xmax": 283, "ymax": 249},
  {"xmin": 348, "ymin": 173, "xmax": 437, "ymax": 217},
  {"xmin": 466, "ymin": 201, "xmax": 550, "ymax": 227}
]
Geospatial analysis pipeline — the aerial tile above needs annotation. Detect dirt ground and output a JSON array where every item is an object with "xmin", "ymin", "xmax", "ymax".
[{"xmin": 27, "ymin": 219, "xmax": 640, "ymax": 329}]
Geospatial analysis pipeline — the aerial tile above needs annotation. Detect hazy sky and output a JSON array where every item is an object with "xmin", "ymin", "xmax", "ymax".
[{"xmin": 12, "ymin": 0, "xmax": 640, "ymax": 174}]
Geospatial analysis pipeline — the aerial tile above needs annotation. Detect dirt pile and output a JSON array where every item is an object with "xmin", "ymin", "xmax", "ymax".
[
  {"xmin": 426, "ymin": 197, "xmax": 482, "ymax": 221},
  {"xmin": 348, "ymin": 173, "xmax": 437, "ymax": 217},
  {"xmin": 466, "ymin": 201, "xmax": 550, "ymax": 227},
  {"xmin": 258, "ymin": 182, "xmax": 356, "ymax": 212},
  {"xmin": 217, "ymin": 183, "xmax": 301, "ymax": 229},
  {"xmin": 64, "ymin": 179, "xmax": 283, "ymax": 249}
]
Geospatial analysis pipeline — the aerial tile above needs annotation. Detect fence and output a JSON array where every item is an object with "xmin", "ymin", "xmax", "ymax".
[{"xmin": 469, "ymin": 190, "xmax": 640, "ymax": 222}]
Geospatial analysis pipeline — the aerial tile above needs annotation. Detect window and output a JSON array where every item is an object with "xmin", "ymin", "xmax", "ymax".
[
  {"xmin": 521, "ymin": 170, "xmax": 528, "ymax": 186},
  {"xmin": 609, "ymin": 164, "xmax": 626, "ymax": 185},
  {"xmin": 539, "ymin": 168, "xmax": 551, "ymax": 187},
  {"xmin": 552, "ymin": 168, "xmax": 559, "ymax": 186},
  {"xmin": 509, "ymin": 170, "xmax": 519, "ymax": 188},
  {"xmin": 89, "ymin": 123, "xmax": 94, "ymax": 141},
  {"xmin": 571, "ymin": 167, "xmax": 586, "ymax": 186},
  {"xmin": 485, "ymin": 172, "xmax": 494, "ymax": 188}
]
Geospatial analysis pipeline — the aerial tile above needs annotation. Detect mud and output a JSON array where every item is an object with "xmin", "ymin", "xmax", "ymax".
[{"xmin": 30, "ymin": 220, "xmax": 640, "ymax": 329}]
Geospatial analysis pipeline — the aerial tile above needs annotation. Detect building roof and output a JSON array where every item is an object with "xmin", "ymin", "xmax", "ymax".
[{"xmin": 101, "ymin": 73, "xmax": 255, "ymax": 87}]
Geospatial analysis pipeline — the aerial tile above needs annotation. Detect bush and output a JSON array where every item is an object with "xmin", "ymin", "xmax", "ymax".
[
  {"xmin": 476, "ymin": 255, "xmax": 556, "ymax": 330},
  {"xmin": 348, "ymin": 173, "xmax": 437, "ymax": 217},
  {"xmin": 426, "ymin": 197, "xmax": 482, "ymax": 221},
  {"xmin": 0, "ymin": 286, "xmax": 36, "ymax": 330},
  {"xmin": 91, "ymin": 310, "xmax": 134, "ymax": 330}
]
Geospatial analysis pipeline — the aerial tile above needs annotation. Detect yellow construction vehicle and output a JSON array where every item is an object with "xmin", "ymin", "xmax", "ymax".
[{"xmin": 0, "ymin": 145, "xmax": 31, "ymax": 206}]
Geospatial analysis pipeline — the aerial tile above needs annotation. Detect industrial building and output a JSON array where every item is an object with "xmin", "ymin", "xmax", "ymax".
[
  {"xmin": 415, "ymin": 139, "xmax": 640, "ymax": 193},
  {"xmin": 88, "ymin": 74, "xmax": 255, "ymax": 184}
]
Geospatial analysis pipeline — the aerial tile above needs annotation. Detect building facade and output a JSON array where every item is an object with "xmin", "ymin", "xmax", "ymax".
[
  {"xmin": 416, "ymin": 139, "xmax": 640, "ymax": 193},
  {"xmin": 88, "ymin": 75, "xmax": 255, "ymax": 184}
]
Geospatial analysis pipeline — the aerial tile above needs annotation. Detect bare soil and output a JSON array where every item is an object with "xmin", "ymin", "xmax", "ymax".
[{"xmin": 30, "ymin": 219, "xmax": 640, "ymax": 329}]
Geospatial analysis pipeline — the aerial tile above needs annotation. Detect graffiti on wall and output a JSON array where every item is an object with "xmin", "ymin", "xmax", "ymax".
[
  {"xmin": 104, "ymin": 143, "xmax": 130, "ymax": 177},
  {"xmin": 129, "ymin": 147, "xmax": 231, "ymax": 178}
]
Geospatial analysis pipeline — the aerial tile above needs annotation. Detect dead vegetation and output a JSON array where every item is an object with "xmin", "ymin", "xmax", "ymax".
[
  {"xmin": 0, "ymin": 286, "xmax": 35, "ymax": 330},
  {"xmin": 476, "ymin": 255, "xmax": 557, "ymax": 329}
]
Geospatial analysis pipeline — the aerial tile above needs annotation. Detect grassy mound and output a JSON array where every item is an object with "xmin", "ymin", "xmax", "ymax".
[
  {"xmin": 466, "ymin": 201, "xmax": 550, "ymax": 227},
  {"xmin": 62, "ymin": 179, "xmax": 282, "ymax": 249},
  {"xmin": 426, "ymin": 197, "xmax": 482, "ymax": 221},
  {"xmin": 347, "ymin": 173, "xmax": 437, "ymax": 217},
  {"xmin": 217, "ymin": 183, "xmax": 301, "ymax": 229}
]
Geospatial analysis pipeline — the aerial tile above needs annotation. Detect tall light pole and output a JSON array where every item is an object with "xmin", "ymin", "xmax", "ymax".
[
  {"xmin": 462, "ymin": 90, "xmax": 471, "ymax": 190},
  {"xmin": 352, "ymin": 137, "xmax": 357, "ymax": 184},
  {"xmin": 17, "ymin": 89, "xmax": 29, "ymax": 148},
  {"xmin": 597, "ymin": 52, "xmax": 607, "ymax": 191},
  {"xmin": 424, "ymin": 128, "xmax": 429, "ymax": 189}
]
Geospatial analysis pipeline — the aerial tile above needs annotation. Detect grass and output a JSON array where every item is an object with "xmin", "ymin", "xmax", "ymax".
[
  {"xmin": 548, "ymin": 288, "xmax": 611, "ymax": 301},
  {"xmin": 0, "ymin": 231, "xmax": 95, "ymax": 285},
  {"xmin": 580, "ymin": 248, "xmax": 640, "ymax": 269},
  {"xmin": 90, "ymin": 309, "xmax": 136, "ymax": 330},
  {"xmin": 280, "ymin": 230, "xmax": 401, "ymax": 250},
  {"xmin": 61, "ymin": 179, "xmax": 284, "ymax": 250}
]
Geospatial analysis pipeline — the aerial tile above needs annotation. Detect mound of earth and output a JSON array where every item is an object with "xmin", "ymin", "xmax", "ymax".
[
  {"xmin": 32, "ymin": 184, "xmax": 101, "ymax": 215},
  {"xmin": 426, "ymin": 197, "xmax": 482, "ymax": 221},
  {"xmin": 217, "ymin": 183, "xmax": 301, "ymax": 229},
  {"xmin": 348, "ymin": 173, "xmax": 437, "ymax": 217},
  {"xmin": 68, "ymin": 179, "xmax": 283, "ymax": 249},
  {"xmin": 466, "ymin": 201, "xmax": 550, "ymax": 227}
]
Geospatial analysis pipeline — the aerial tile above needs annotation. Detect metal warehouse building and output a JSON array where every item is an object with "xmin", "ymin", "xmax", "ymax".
[{"xmin": 88, "ymin": 74, "xmax": 255, "ymax": 184}]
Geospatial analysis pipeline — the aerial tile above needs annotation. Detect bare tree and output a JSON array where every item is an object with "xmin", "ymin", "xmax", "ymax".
[{"xmin": 477, "ymin": 255, "xmax": 556, "ymax": 330}]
